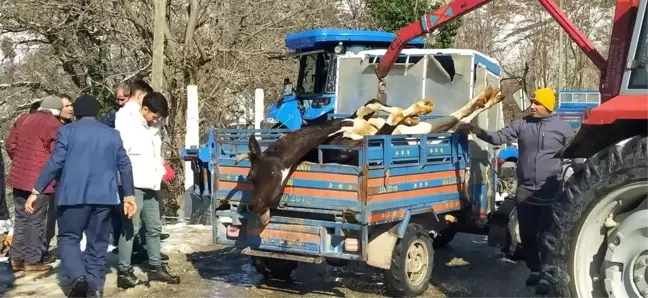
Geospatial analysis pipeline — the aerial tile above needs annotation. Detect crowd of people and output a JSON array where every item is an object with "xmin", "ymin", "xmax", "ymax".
[{"xmin": 4, "ymin": 80, "xmax": 180, "ymax": 297}]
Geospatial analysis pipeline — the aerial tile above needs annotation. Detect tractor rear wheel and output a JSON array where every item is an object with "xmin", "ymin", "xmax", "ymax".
[{"xmin": 545, "ymin": 136, "xmax": 648, "ymax": 298}]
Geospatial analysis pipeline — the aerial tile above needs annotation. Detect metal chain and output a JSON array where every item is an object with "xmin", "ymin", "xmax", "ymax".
[{"xmin": 376, "ymin": 78, "xmax": 387, "ymax": 103}]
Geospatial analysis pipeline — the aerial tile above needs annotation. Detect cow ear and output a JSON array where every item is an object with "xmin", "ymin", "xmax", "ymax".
[{"xmin": 249, "ymin": 135, "xmax": 261, "ymax": 157}]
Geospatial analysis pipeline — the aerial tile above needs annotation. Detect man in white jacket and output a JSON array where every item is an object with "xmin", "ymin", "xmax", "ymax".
[{"xmin": 114, "ymin": 90, "xmax": 180, "ymax": 288}]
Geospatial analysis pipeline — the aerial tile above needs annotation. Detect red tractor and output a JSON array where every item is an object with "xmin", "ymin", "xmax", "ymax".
[{"xmin": 376, "ymin": 0, "xmax": 648, "ymax": 297}]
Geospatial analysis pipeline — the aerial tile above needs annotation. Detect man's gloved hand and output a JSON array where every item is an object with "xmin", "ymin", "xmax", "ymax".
[
  {"xmin": 123, "ymin": 196, "xmax": 137, "ymax": 219},
  {"xmin": 455, "ymin": 123, "xmax": 475, "ymax": 134},
  {"xmin": 162, "ymin": 163, "xmax": 175, "ymax": 183}
]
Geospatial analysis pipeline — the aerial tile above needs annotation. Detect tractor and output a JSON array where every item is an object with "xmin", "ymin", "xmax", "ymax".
[{"xmin": 376, "ymin": 0, "xmax": 648, "ymax": 297}]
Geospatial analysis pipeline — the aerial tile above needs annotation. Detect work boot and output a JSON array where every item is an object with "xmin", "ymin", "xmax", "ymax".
[
  {"xmin": 87, "ymin": 290, "xmax": 103, "ymax": 298},
  {"xmin": 535, "ymin": 278, "xmax": 551, "ymax": 295},
  {"xmin": 131, "ymin": 251, "xmax": 169, "ymax": 264},
  {"xmin": 24, "ymin": 262, "xmax": 52, "ymax": 272},
  {"xmin": 42, "ymin": 252, "xmax": 57, "ymax": 264},
  {"xmin": 10, "ymin": 259, "xmax": 24, "ymax": 272},
  {"xmin": 148, "ymin": 263, "xmax": 180, "ymax": 284},
  {"xmin": 526, "ymin": 272, "xmax": 542, "ymax": 286},
  {"xmin": 67, "ymin": 276, "xmax": 88, "ymax": 298},
  {"xmin": 117, "ymin": 267, "xmax": 140, "ymax": 289}
]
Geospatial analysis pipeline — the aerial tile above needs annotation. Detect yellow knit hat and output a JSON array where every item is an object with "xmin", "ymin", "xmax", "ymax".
[{"xmin": 534, "ymin": 88, "xmax": 556, "ymax": 111}]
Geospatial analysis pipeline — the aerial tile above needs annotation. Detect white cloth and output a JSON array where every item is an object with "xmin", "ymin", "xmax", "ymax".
[{"xmin": 115, "ymin": 101, "xmax": 166, "ymax": 191}]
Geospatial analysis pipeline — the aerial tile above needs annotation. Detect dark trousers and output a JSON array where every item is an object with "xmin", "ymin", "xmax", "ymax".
[
  {"xmin": 517, "ymin": 200, "xmax": 553, "ymax": 272},
  {"xmin": 58, "ymin": 204, "xmax": 113, "ymax": 292},
  {"xmin": 44, "ymin": 197, "xmax": 57, "ymax": 253},
  {"xmin": 11, "ymin": 189, "xmax": 49, "ymax": 263}
]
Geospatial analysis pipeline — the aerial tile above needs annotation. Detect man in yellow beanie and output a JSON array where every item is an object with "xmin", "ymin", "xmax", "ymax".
[
  {"xmin": 458, "ymin": 87, "xmax": 573, "ymax": 295},
  {"xmin": 531, "ymin": 87, "xmax": 556, "ymax": 116}
]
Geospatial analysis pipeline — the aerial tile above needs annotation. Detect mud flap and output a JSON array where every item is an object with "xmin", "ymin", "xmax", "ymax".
[{"xmin": 366, "ymin": 224, "xmax": 400, "ymax": 270}]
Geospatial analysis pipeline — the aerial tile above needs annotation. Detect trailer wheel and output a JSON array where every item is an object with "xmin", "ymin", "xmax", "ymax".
[
  {"xmin": 385, "ymin": 223, "xmax": 434, "ymax": 297},
  {"xmin": 545, "ymin": 136, "xmax": 648, "ymax": 298},
  {"xmin": 250, "ymin": 256, "xmax": 297, "ymax": 281}
]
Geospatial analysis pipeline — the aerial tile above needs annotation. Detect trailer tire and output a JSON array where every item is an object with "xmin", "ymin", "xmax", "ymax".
[
  {"xmin": 385, "ymin": 223, "xmax": 434, "ymax": 297},
  {"xmin": 545, "ymin": 136, "xmax": 648, "ymax": 297},
  {"xmin": 251, "ymin": 256, "xmax": 297, "ymax": 281}
]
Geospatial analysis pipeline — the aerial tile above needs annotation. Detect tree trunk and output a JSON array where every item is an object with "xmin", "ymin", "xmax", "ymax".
[{"xmin": 152, "ymin": 0, "xmax": 167, "ymax": 91}]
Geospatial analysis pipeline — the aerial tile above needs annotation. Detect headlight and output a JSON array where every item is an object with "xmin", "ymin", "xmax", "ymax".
[{"xmin": 311, "ymin": 97, "xmax": 331, "ymax": 108}]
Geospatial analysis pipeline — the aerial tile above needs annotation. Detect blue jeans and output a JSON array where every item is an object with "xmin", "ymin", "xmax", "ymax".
[{"xmin": 117, "ymin": 188, "xmax": 162, "ymax": 269}]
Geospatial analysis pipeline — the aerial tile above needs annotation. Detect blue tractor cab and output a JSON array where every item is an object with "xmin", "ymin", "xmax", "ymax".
[{"xmin": 265, "ymin": 29, "xmax": 425, "ymax": 129}]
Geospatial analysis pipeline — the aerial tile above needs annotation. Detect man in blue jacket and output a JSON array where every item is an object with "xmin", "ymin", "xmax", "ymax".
[
  {"xmin": 26, "ymin": 95, "xmax": 137, "ymax": 298},
  {"xmin": 458, "ymin": 88, "xmax": 574, "ymax": 295}
]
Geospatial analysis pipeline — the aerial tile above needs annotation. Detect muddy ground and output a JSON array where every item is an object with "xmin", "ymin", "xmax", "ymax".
[{"xmin": 0, "ymin": 223, "xmax": 542, "ymax": 298}]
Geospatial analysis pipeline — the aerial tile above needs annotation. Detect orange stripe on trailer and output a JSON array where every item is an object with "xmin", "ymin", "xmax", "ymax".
[
  {"xmin": 367, "ymin": 200, "xmax": 461, "ymax": 223},
  {"xmin": 220, "ymin": 181, "xmax": 252, "ymax": 191},
  {"xmin": 220, "ymin": 166, "xmax": 357, "ymax": 183},
  {"xmin": 368, "ymin": 185, "xmax": 461, "ymax": 202},
  {"xmin": 283, "ymin": 186, "xmax": 357, "ymax": 200},
  {"xmin": 249, "ymin": 229, "xmax": 321, "ymax": 243},
  {"xmin": 367, "ymin": 170, "xmax": 465, "ymax": 187},
  {"xmin": 220, "ymin": 167, "xmax": 250, "ymax": 175},
  {"xmin": 368, "ymin": 209, "xmax": 407, "ymax": 223},
  {"xmin": 432, "ymin": 200, "xmax": 461, "ymax": 212},
  {"xmin": 219, "ymin": 181, "xmax": 358, "ymax": 200}
]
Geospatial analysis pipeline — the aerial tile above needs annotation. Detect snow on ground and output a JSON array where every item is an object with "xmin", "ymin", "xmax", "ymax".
[{"xmin": 0, "ymin": 222, "xmax": 212, "ymax": 298}]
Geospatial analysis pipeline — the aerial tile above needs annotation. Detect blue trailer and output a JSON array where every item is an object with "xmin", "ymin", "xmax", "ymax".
[{"xmin": 181, "ymin": 29, "xmax": 513, "ymax": 297}]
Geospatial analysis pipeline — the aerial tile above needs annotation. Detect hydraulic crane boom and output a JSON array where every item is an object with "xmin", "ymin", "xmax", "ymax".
[
  {"xmin": 377, "ymin": 0, "xmax": 647, "ymax": 159},
  {"xmin": 375, "ymin": 0, "xmax": 608, "ymax": 97}
]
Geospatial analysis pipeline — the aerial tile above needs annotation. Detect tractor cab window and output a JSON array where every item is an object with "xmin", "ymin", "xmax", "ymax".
[
  {"xmin": 629, "ymin": 5, "xmax": 647, "ymax": 89},
  {"xmin": 297, "ymin": 52, "xmax": 334, "ymax": 95}
]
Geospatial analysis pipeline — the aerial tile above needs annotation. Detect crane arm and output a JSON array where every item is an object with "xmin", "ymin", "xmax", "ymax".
[{"xmin": 375, "ymin": 0, "xmax": 608, "ymax": 80}]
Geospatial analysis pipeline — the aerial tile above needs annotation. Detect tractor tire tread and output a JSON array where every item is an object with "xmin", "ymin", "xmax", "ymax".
[{"xmin": 544, "ymin": 136, "xmax": 648, "ymax": 297}]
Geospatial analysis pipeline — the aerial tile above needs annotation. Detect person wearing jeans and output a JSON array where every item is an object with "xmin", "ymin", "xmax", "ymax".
[{"xmin": 115, "ymin": 88, "xmax": 179, "ymax": 288}]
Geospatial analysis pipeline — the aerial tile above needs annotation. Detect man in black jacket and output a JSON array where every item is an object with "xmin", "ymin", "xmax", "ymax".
[{"xmin": 102, "ymin": 82, "xmax": 130, "ymax": 129}]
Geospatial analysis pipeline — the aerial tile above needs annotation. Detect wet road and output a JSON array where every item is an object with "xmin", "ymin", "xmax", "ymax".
[
  {"xmin": 162, "ymin": 233, "xmax": 538, "ymax": 298},
  {"xmin": 2, "ymin": 224, "xmax": 540, "ymax": 298}
]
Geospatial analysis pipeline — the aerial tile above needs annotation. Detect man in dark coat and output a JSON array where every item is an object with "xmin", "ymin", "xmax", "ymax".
[
  {"xmin": 101, "ymin": 82, "xmax": 130, "ymax": 129},
  {"xmin": 27, "ymin": 95, "xmax": 137, "ymax": 298},
  {"xmin": 458, "ymin": 87, "xmax": 574, "ymax": 295},
  {"xmin": 6, "ymin": 95, "xmax": 64, "ymax": 272}
]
